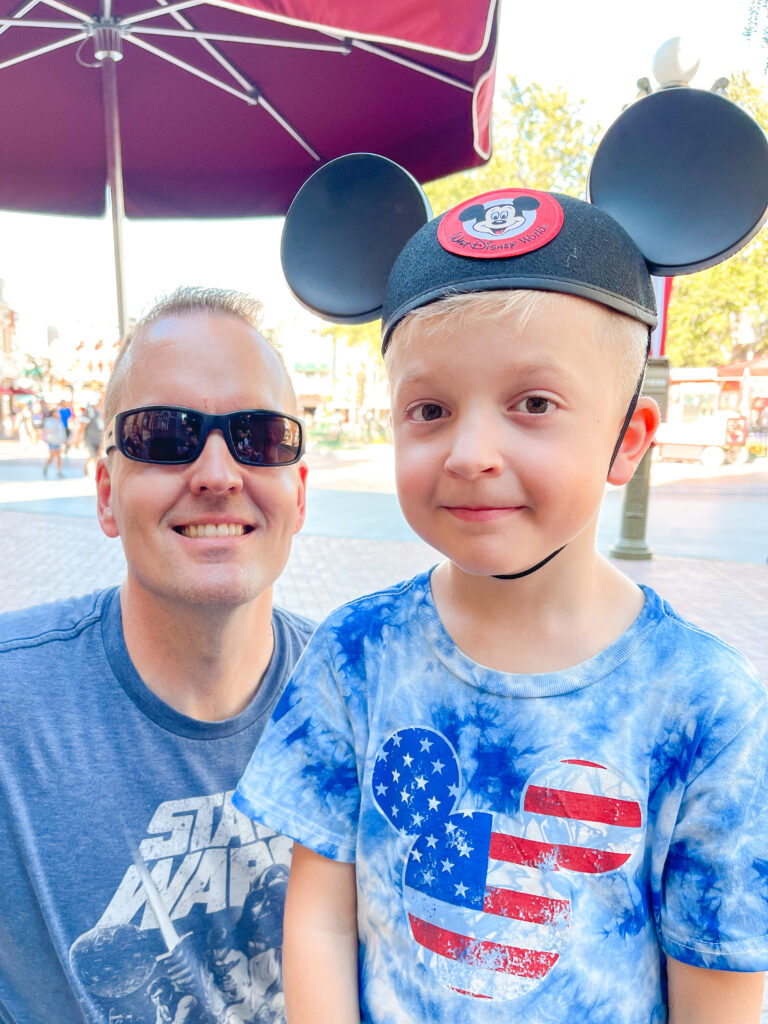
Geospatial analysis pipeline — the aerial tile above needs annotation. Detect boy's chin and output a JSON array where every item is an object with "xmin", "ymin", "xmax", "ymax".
[{"xmin": 443, "ymin": 553, "xmax": 535, "ymax": 580}]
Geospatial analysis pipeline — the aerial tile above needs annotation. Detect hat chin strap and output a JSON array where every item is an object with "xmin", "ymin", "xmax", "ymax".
[{"xmin": 493, "ymin": 344, "xmax": 650, "ymax": 581}]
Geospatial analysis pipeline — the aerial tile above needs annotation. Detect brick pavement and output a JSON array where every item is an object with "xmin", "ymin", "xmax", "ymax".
[{"xmin": 1, "ymin": 506, "xmax": 766, "ymax": 680}]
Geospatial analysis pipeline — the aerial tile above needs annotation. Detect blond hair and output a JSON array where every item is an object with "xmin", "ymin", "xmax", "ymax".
[{"xmin": 386, "ymin": 290, "xmax": 649, "ymax": 407}]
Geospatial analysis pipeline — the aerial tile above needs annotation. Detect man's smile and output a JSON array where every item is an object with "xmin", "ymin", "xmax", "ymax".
[{"xmin": 174, "ymin": 522, "xmax": 254, "ymax": 538}]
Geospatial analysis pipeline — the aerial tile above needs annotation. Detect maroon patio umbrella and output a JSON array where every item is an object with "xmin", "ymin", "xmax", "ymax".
[{"xmin": 0, "ymin": 0, "xmax": 498, "ymax": 332}]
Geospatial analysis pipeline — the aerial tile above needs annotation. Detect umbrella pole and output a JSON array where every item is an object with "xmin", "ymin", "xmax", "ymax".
[{"xmin": 101, "ymin": 55, "xmax": 127, "ymax": 338}]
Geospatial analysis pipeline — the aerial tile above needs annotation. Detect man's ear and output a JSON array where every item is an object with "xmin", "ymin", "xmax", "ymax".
[
  {"xmin": 292, "ymin": 462, "xmax": 308, "ymax": 535},
  {"xmin": 96, "ymin": 457, "xmax": 120, "ymax": 539},
  {"xmin": 607, "ymin": 396, "xmax": 661, "ymax": 486}
]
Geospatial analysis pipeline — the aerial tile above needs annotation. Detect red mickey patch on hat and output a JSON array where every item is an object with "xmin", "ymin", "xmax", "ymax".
[{"xmin": 438, "ymin": 189, "xmax": 564, "ymax": 259}]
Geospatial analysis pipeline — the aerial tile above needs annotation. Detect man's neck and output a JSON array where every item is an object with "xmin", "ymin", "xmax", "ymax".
[{"xmin": 119, "ymin": 579, "xmax": 276, "ymax": 722}]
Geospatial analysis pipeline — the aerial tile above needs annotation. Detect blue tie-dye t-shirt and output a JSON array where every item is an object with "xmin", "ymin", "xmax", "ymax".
[{"xmin": 235, "ymin": 571, "xmax": 768, "ymax": 1024}]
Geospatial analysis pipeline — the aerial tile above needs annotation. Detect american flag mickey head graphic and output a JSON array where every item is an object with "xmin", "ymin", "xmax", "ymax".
[{"xmin": 372, "ymin": 727, "xmax": 644, "ymax": 1001}]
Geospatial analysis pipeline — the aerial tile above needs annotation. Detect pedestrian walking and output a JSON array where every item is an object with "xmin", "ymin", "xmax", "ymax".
[
  {"xmin": 42, "ymin": 405, "xmax": 66, "ymax": 478},
  {"xmin": 82, "ymin": 403, "xmax": 103, "ymax": 478}
]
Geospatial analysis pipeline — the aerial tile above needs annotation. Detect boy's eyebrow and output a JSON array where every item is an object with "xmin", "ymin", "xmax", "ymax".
[{"xmin": 392, "ymin": 361, "xmax": 583, "ymax": 394}]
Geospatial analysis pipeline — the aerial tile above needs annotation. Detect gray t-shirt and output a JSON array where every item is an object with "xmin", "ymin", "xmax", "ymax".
[{"xmin": 0, "ymin": 588, "xmax": 314, "ymax": 1023}]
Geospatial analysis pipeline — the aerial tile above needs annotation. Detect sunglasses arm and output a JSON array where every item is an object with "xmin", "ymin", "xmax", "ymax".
[{"xmin": 104, "ymin": 417, "xmax": 117, "ymax": 454}]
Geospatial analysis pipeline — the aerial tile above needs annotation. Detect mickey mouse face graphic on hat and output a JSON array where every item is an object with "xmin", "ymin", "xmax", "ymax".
[
  {"xmin": 372, "ymin": 727, "xmax": 644, "ymax": 1002},
  {"xmin": 458, "ymin": 194, "xmax": 541, "ymax": 239}
]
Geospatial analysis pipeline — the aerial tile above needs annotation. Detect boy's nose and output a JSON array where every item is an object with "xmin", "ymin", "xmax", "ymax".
[
  {"xmin": 443, "ymin": 414, "xmax": 504, "ymax": 478},
  {"xmin": 187, "ymin": 430, "xmax": 244, "ymax": 495}
]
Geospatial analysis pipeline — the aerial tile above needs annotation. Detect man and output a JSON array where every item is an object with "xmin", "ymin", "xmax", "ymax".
[{"xmin": 0, "ymin": 288, "xmax": 313, "ymax": 1023}]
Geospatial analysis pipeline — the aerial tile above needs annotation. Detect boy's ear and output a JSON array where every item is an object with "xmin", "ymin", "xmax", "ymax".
[{"xmin": 607, "ymin": 396, "xmax": 661, "ymax": 487}]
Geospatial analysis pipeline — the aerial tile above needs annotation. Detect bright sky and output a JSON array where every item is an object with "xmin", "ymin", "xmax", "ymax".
[{"xmin": 0, "ymin": 0, "xmax": 765, "ymax": 356}]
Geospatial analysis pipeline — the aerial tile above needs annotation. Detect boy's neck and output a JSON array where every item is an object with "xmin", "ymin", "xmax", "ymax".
[{"xmin": 430, "ymin": 548, "xmax": 645, "ymax": 676}]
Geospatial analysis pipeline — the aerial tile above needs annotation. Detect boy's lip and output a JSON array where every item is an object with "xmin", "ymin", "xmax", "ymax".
[{"xmin": 442, "ymin": 505, "xmax": 523, "ymax": 522}]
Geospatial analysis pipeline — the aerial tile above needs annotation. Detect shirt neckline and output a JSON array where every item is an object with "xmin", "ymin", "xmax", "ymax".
[
  {"xmin": 415, "ymin": 570, "xmax": 662, "ymax": 698},
  {"xmin": 100, "ymin": 587, "xmax": 286, "ymax": 739}
]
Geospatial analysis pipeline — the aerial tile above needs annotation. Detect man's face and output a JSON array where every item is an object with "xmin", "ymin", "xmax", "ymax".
[
  {"xmin": 387, "ymin": 295, "xmax": 649, "ymax": 578},
  {"xmin": 97, "ymin": 313, "xmax": 306, "ymax": 609}
]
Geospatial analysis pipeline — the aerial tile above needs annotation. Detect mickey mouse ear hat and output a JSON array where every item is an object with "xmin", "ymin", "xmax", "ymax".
[{"xmin": 281, "ymin": 88, "xmax": 768, "ymax": 351}]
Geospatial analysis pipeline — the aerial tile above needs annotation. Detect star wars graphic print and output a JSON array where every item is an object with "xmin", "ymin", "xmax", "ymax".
[
  {"xmin": 69, "ymin": 790, "xmax": 290, "ymax": 1023},
  {"xmin": 373, "ymin": 728, "xmax": 643, "ymax": 1000}
]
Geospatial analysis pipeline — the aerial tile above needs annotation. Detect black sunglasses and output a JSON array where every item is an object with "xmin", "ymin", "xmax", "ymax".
[{"xmin": 105, "ymin": 406, "xmax": 304, "ymax": 467}]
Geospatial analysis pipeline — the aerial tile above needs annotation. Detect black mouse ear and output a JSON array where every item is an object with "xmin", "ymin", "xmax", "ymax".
[
  {"xmin": 588, "ymin": 88, "xmax": 768, "ymax": 276},
  {"xmin": 512, "ymin": 196, "xmax": 541, "ymax": 213},
  {"xmin": 280, "ymin": 153, "xmax": 432, "ymax": 324},
  {"xmin": 458, "ymin": 204, "xmax": 487, "ymax": 223}
]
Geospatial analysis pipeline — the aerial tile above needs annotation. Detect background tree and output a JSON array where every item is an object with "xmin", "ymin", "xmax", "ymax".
[
  {"xmin": 746, "ymin": 0, "xmax": 768, "ymax": 64},
  {"xmin": 664, "ymin": 72, "xmax": 768, "ymax": 366},
  {"xmin": 425, "ymin": 77, "xmax": 600, "ymax": 215}
]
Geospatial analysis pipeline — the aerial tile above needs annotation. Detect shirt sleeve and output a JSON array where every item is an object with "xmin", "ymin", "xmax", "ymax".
[
  {"xmin": 233, "ymin": 623, "xmax": 362, "ymax": 862},
  {"xmin": 660, "ymin": 683, "xmax": 768, "ymax": 971}
]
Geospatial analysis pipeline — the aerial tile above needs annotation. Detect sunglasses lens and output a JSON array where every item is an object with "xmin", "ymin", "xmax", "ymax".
[
  {"xmin": 120, "ymin": 408, "xmax": 203, "ymax": 463},
  {"xmin": 230, "ymin": 413, "xmax": 302, "ymax": 466}
]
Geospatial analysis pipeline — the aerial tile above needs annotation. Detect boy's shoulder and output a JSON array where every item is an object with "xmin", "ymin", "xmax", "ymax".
[
  {"xmin": 320, "ymin": 568, "xmax": 433, "ymax": 637},
  {"xmin": 637, "ymin": 587, "xmax": 765, "ymax": 748},
  {"xmin": 649, "ymin": 585, "xmax": 760, "ymax": 677}
]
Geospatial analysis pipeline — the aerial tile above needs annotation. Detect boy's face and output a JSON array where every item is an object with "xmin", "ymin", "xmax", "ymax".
[{"xmin": 387, "ymin": 294, "xmax": 637, "ymax": 578}]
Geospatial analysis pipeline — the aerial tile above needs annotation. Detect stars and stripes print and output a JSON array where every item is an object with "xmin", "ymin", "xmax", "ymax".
[{"xmin": 372, "ymin": 727, "xmax": 643, "ymax": 1000}]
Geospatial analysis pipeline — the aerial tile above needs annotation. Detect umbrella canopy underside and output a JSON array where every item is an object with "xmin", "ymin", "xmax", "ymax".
[{"xmin": 0, "ymin": 0, "xmax": 497, "ymax": 218}]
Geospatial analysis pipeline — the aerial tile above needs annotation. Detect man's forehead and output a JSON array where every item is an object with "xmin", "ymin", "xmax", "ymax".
[
  {"xmin": 120, "ymin": 311, "xmax": 294, "ymax": 411},
  {"xmin": 138, "ymin": 310, "xmax": 263, "ymax": 347}
]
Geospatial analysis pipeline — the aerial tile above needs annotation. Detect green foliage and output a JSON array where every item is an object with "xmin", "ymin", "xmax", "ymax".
[
  {"xmin": 319, "ymin": 319, "xmax": 383, "ymax": 363},
  {"xmin": 425, "ymin": 78, "xmax": 600, "ymax": 216},
  {"xmin": 746, "ymin": 0, "xmax": 768, "ymax": 66},
  {"xmin": 665, "ymin": 73, "xmax": 768, "ymax": 366}
]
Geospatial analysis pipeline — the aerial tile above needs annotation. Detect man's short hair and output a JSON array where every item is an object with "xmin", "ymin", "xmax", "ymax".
[
  {"xmin": 104, "ymin": 286, "xmax": 292, "ymax": 423},
  {"xmin": 387, "ymin": 289, "xmax": 649, "ymax": 410}
]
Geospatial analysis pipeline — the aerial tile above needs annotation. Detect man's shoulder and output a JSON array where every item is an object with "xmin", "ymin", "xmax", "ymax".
[
  {"xmin": 272, "ymin": 604, "xmax": 316, "ymax": 641},
  {"xmin": 0, "ymin": 588, "xmax": 116, "ymax": 654}
]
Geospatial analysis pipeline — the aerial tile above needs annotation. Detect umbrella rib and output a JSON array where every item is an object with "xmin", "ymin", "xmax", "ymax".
[
  {"xmin": 149, "ymin": 0, "xmax": 257, "ymax": 101},
  {"xmin": 0, "ymin": 29, "xmax": 85, "ymax": 70},
  {"xmin": 39, "ymin": 0, "xmax": 92, "ymax": 22},
  {"xmin": 257, "ymin": 95, "xmax": 320, "ymax": 161},
  {"xmin": 125, "ymin": 33, "xmax": 257, "ymax": 103},
  {"xmin": 125, "ymin": 33, "xmax": 321, "ymax": 161},
  {"xmin": 121, "ymin": 0, "xmax": 205, "ymax": 27},
  {"xmin": 351, "ymin": 39, "xmax": 474, "ymax": 93},
  {"xmin": 129, "ymin": 26, "xmax": 349, "ymax": 51},
  {"xmin": 0, "ymin": 17, "xmax": 84, "ymax": 28},
  {"xmin": 0, "ymin": 0, "xmax": 44, "ymax": 41}
]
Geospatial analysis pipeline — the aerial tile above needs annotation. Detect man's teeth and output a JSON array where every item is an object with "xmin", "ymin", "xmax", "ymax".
[{"xmin": 180, "ymin": 523, "xmax": 247, "ymax": 538}]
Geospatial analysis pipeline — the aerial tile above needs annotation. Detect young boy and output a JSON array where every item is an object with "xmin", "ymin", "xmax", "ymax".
[{"xmin": 234, "ymin": 188, "xmax": 768, "ymax": 1023}]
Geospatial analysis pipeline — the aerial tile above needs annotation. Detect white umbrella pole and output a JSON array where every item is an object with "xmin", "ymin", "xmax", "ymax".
[{"xmin": 101, "ymin": 53, "xmax": 127, "ymax": 338}]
